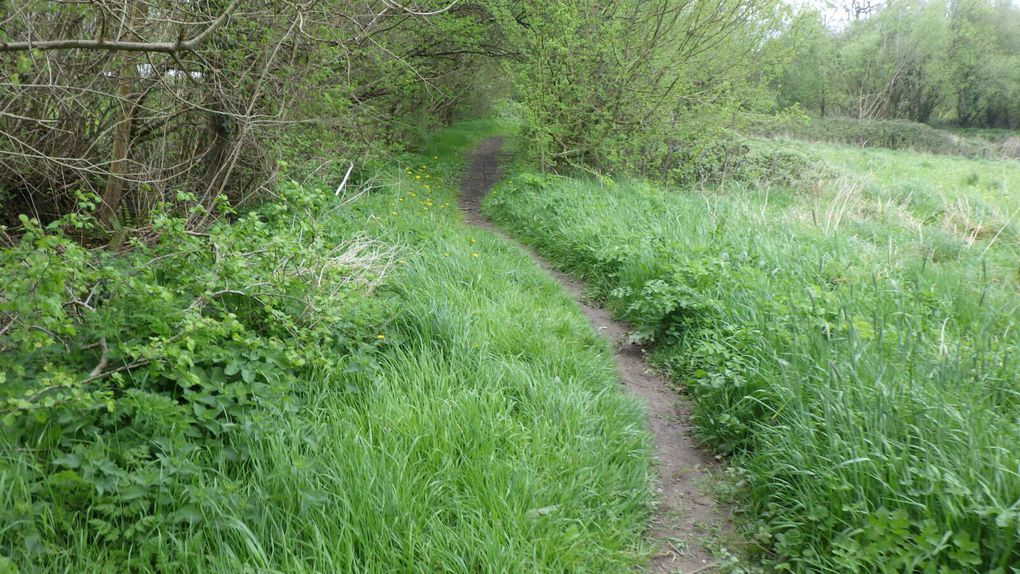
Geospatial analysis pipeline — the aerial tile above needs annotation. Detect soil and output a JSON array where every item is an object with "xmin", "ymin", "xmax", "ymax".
[{"xmin": 459, "ymin": 137, "xmax": 731, "ymax": 573}]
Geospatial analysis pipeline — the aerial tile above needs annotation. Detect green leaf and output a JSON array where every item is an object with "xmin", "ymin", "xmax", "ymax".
[{"xmin": 52, "ymin": 453, "xmax": 82, "ymax": 469}]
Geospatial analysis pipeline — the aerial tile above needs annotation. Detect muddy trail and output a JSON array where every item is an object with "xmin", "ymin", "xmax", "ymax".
[{"xmin": 459, "ymin": 137, "xmax": 731, "ymax": 573}]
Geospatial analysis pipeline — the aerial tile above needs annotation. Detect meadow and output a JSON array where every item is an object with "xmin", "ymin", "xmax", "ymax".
[{"xmin": 485, "ymin": 136, "xmax": 1020, "ymax": 572}]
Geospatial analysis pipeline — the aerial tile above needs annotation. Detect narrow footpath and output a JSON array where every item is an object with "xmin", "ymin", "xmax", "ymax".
[{"xmin": 459, "ymin": 138, "xmax": 731, "ymax": 573}]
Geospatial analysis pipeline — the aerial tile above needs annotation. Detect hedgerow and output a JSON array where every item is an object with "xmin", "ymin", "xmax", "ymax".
[{"xmin": 665, "ymin": 135, "xmax": 822, "ymax": 187}]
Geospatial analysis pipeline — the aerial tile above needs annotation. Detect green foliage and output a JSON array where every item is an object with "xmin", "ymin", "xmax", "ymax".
[
  {"xmin": 484, "ymin": 143, "xmax": 1020, "ymax": 572},
  {"xmin": 947, "ymin": 0, "xmax": 1020, "ymax": 129},
  {"xmin": 1, "ymin": 120, "xmax": 654, "ymax": 572},
  {"xmin": 1, "ymin": 184, "xmax": 391, "ymax": 569},
  {"xmin": 487, "ymin": 0, "xmax": 787, "ymax": 177},
  {"xmin": 772, "ymin": 0, "xmax": 1020, "ymax": 129},
  {"xmin": 0, "ymin": 0, "xmax": 511, "ymax": 225},
  {"xmin": 615, "ymin": 275, "xmax": 720, "ymax": 345},
  {"xmin": 771, "ymin": 14, "xmax": 837, "ymax": 116},
  {"xmin": 666, "ymin": 134, "xmax": 821, "ymax": 187}
]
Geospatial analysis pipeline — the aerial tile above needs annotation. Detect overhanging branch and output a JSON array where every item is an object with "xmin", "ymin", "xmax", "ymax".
[{"xmin": 0, "ymin": 0, "xmax": 241, "ymax": 53}]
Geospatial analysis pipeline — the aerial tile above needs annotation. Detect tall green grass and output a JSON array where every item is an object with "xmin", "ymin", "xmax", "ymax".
[
  {"xmin": 1, "ymin": 122, "xmax": 654, "ymax": 572},
  {"xmin": 484, "ymin": 149, "xmax": 1020, "ymax": 572}
]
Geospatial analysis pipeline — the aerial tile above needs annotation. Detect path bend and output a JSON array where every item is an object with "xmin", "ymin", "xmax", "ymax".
[{"xmin": 458, "ymin": 137, "xmax": 731, "ymax": 573}]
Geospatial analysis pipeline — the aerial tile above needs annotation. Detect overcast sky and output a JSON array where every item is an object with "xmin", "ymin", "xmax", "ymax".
[
  {"xmin": 792, "ymin": 0, "xmax": 1020, "ymax": 30},
  {"xmin": 788, "ymin": 0, "xmax": 879, "ymax": 29}
]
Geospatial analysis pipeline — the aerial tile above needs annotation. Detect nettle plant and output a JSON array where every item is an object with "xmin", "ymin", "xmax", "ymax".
[
  {"xmin": 611, "ymin": 262, "xmax": 724, "ymax": 345},
  {"xmin": 0, "ymin": 183, "xmax": 393, "ymax": 567}
]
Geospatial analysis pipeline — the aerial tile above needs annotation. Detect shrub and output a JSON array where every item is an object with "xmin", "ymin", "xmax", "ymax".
[
  {"xmin": 1000, "ymin": 136, "xmax": 1020, "ymax": 160},
  {"xmin": 664, "ymin": 131, "xmax": 822, "ymax": 188},
  {"xmin": 0, "ymin": 184, "xmax": 392, "ymax": 568}
]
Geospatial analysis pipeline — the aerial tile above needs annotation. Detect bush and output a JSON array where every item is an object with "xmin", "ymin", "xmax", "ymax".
[
  {"xmin": 1000, "ymin": 136, "xmax": 1020, "ymax": 160},
  {"xmin": 665, "ymin": 132, "xmax": 822, "ymax": 187},
  {"xmin": 0, "ymin": 184, "xmax": 392, "ymax": 569}
]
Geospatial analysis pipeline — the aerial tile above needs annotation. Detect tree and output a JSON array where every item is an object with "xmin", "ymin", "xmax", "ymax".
[
  {"xmin": 772, "ymin": 0, "xmax": 1019, "ymax": 128},
  {"xmin": 489, "ymin": 0, "xmax": 787, "ymax": 174},
  {"xmin": 0, "ymin": 0, "xmax": 506, "ymax": 229},
  {"xmin": 949, "ymin": 0, "xmax": 1020, "ymax": 128}
]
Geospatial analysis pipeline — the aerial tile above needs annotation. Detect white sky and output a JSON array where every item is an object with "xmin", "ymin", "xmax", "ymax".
[
  {"xmin": 786, "ymin": 0, "xmax": 876, "ymax": 29},
  {"xmin": 789, "ymin": 0, "xmax": 1020, "ymax": 30}
]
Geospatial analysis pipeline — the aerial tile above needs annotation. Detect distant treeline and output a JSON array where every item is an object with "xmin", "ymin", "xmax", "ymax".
[
  {"xmin": 2, "ymin": 0, "xmax": 1014, "ymax": 233},
  {"xmin": 773, "ymin": 0, "xmax": 1020, "ymax": 129}
]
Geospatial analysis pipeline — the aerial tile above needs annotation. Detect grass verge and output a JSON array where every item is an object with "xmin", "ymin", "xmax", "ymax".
[{"xmin": 483, "ymin": 147, "xmax": 1020, "ymax": 572}]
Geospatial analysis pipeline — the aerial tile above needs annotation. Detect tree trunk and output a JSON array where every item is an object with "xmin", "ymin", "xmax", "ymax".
[{"xmin": 97, "ymin": 1, "xmax": 144, "ymax": 226}]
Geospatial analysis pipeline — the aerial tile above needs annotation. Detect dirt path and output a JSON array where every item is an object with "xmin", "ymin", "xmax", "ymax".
[{"xmin": 459, "ymin": 138, "xmax": 730, "ymax": 573}]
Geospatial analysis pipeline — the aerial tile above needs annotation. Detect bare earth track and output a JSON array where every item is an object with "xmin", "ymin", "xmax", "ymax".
[{"xmin": 459, "ymin": 137, "xmax": 730, "ymax": 573}]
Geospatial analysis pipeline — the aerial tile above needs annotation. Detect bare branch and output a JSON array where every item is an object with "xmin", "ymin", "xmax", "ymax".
[{"xmin": 0, "ymin": 0, "xmax": 241, "ymax": 53}]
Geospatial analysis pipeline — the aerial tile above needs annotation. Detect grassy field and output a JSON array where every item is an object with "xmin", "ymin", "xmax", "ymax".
[
  {"xmin": 748, "ymin": 116, "xmax": 1020, "ymax": 160},
  {"xmin": 1, "ymin": 122, "xmax": 654, "ymax": 572},
  {"xmin": 805, "ymin": 140, "xmax": 1020, "ymax": 212},
  {"xmin": 485, "ymin": 141, "xmax": 1020, "ymax": 572},
  {"xmin": 769, "ymin": 139, "xmax": 1020, "ymax": 279}
]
